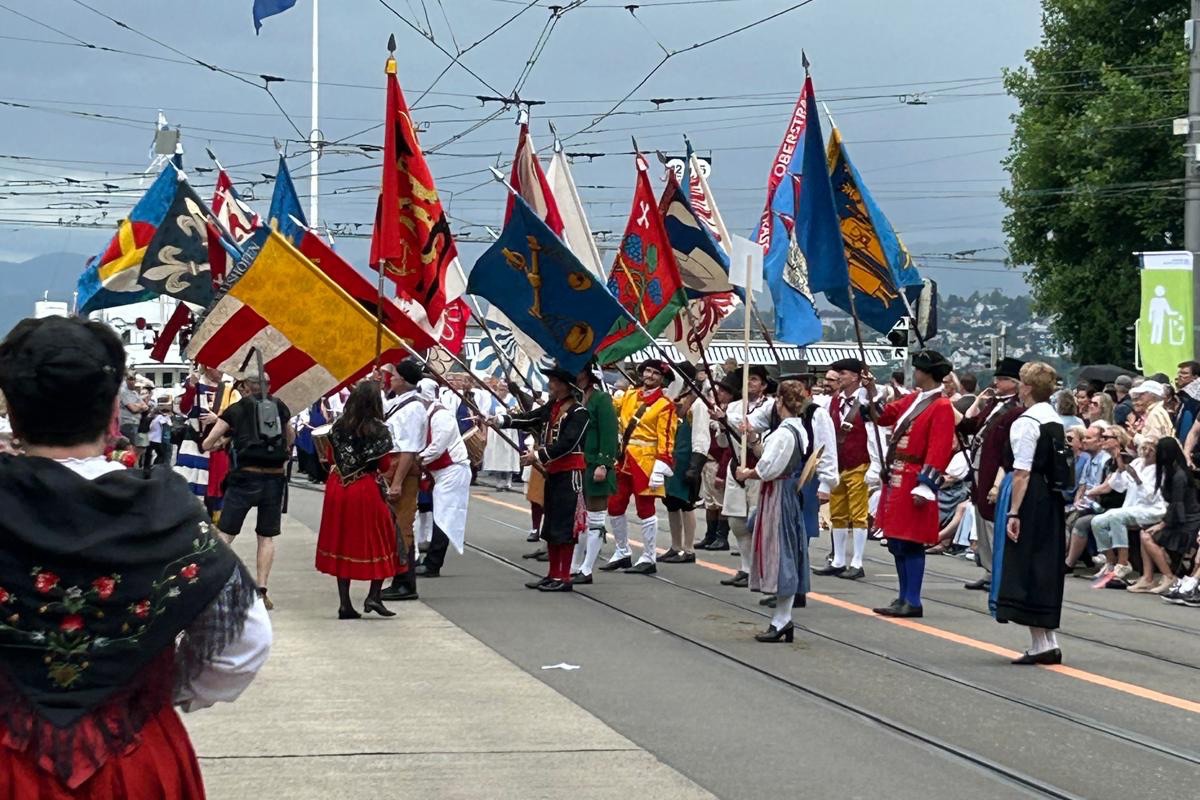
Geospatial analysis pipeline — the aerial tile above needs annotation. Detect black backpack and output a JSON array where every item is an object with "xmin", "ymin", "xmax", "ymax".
[
  {"xmin": 1042, "ymin": 417, "xmax": 1075, "ymax": 492},
  {"xmin": 231, "ymin": 395, "xmax": 287, "ymax": 464}
]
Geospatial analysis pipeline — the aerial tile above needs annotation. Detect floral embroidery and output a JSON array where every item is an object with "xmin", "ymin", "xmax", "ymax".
[{"xmin": 2, "ymin": 538, "xmax": 218, "ymax": 689}]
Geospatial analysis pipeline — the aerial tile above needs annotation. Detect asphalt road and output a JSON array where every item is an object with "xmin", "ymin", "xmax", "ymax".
[{"xmin": 286, "ymin": 481, "xmax": 1200, "ymax": 800}]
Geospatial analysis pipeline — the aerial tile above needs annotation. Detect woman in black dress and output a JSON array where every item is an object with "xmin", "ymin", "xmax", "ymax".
[
  {"xmin": 1138, "ymin": 437, "xmax": 1200, "ymax": 594},
  {"xmin": 991, "ymin": 362, "xmax": 1068, "ymax": 665}
]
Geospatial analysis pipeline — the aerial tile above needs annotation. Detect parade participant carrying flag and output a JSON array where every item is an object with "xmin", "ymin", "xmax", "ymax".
[
  {"xmin": 826, "ymin": 126, "xmax": 923, "ymax": 335},
  {"xmin": 370, "ymin": 39, "xmax": 457, "ymax": 328},
  {"xmin": 267, "ymin": 154, "xmax": 307, "ymax": 245},
  {"xmin": 76, "ymin": 167, "xmax": 178, "ymax": 314},
  {"xmin": 759, "ymin": 61, "xmax": 847, "ymax": 345},
  {"xmin": 595, "ymin": 151, "xmax": 687, "ymax": 364},
  {"xmin": 467, "ymin": 195, "xmax": 627, "ymax": 375}
]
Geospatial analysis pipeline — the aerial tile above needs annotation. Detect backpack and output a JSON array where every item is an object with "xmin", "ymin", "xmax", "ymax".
[
  {"xmin": 232, "ymin": 396, "xmax": 288, "ymax": 465},
  {"xmin": 1024, "ymin": 413, "xmax": 1074, "ymax": 493}
]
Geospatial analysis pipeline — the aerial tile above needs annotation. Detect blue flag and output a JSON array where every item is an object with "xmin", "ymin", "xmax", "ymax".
[
  {"xmin": 468, "ymin": 196, "xmax": 629, "ymax": 374},
  {"xmin": 77, "ymin": 167, "xmax": 179, "ymax": 315},
  {"xmin": 826, "ymin": 127, "xmax": 923, "ymax": 335},
  {"xmin": 760, "ymin": 75, "xmax": 848, "ymax": 346},
  {"xmin": 267, "ymin": 155, "xmax": 306, "ymax": 245},
  {"xmin": 253, "ymin": 0, "xmax": 297, "ymax": 33},
  {"xmin": 660, "ymin": 172, "xmax": 734, "ymax": 299}
]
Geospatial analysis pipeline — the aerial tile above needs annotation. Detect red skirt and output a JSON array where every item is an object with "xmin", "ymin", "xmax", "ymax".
[
  {"xmin": 0, "ymin": 704, "xmax": 204, "ymax": 800},
  {"xmin": 316, "ymin": 467, "xmax": 402, "ymax": 580},
  {"xmin": 205, "ymin": 449, "xmax": 230, "ymax": 499}
]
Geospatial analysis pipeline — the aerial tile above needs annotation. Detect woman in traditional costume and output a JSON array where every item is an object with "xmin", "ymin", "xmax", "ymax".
[
  {"xmin": 315, "ymin": 381, "xmax": 403, "ymax": 619},
  {"xmin": 0, "ymin": 316, "xmax": 271, "ymax": 799},
  {"xmin": 736, "ymin": 380, "xmax": 812, "ymax": 643},
  {"xmin": 991, "ymin": 362, "xmax": 1069, "ymax": 665}
]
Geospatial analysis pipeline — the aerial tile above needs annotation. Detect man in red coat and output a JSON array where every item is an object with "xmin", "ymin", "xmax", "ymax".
[{"xmin": 866, "ymin": 349, "xmax": 956, "ymax": 618}]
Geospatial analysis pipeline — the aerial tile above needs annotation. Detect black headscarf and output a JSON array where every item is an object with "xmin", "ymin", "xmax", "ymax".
[{"xmin": 0, "ymin": 455, "xmax": 255, "ymax": 786}]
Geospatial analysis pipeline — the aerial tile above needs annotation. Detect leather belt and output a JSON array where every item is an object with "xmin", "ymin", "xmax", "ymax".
[
  {"xmin": 240, "ymin": 465, "xmax": 285, "ymax": 475},
  {"xmin": 892, "ymin": 453, "xmax": 922, "ymax": 465}
]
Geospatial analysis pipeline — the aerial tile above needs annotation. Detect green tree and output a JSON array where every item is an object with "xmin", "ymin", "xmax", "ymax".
[{"xmin": 1002, "ymin": 0, "xmax": 1186, "ymax": 364}]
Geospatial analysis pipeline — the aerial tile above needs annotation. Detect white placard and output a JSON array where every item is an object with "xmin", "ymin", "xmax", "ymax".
[{"xmin": 728, "ymin": 234, "xmax": 764, "ymax": 291}]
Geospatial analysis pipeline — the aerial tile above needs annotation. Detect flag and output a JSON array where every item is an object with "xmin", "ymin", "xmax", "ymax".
[
  {"xmin": 660, "ymin": 171, "xmax": 732, "ymax": 298},
  {"xmin": 253, "ymin": 0, "xmax": 297, "ymax": 33},
  {"xmin": 267, "ymin": 155, "xmax": 306, "ymax": 245},
  {"xmin": 211, "ymin": 170, "xmax": 261, "ymax": 281},
  {"xmin": 596, "ymin": 154, "xmax": 687, "ymax": 364},
  {"xmin": 826, "ymin": 127, "xmax": 923, "ymax": 334},
  {"xmin": 546, "ymin": 143, "xmax": 604, "ymax": 278},
  {"xmin": 187, "ymin": 228, "xmax": 418, "ymax": 412},
  {"xmin": 760, "ymin": 75, "xmax": 846, "ymax": 345},
  {"xmin": 297, "ymin": 230, "xmax": 439, "ymax": 353},
  {"xmin": 370, "ymin": 57, "xmax": 456, "ymax": 326},
  {"xmin": 138, "ymin": 178, "xmax": 216, "ymax": 307},
  {"xmin": 467, "ymin": 196, "xmax": 628, "ymax": 374},
  {"xmin": 668, "ymin": 145, "xmax": 740, "ymax": 364},
  {"xmin": 77, "ymin": 167, "xmax": 178, "ymax": 315},
  {"xmin": 470, "ymin": 318, "xmax": 553, "ymax": 394}
]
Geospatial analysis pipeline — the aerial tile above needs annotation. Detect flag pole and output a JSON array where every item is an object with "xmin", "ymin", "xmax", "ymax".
[
  {"xmin": 373, "ymin": 37, "xmax": 397, "ymax": 370},
  {"xmin": 374, "ymin": 260, "xmax": 386, "ymax": 369},
  {"xmin": 740, "ymin": 278, "xmax": 753, "ymax": 466}
]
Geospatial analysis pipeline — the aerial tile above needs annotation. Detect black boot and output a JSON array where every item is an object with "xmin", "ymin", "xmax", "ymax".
[
  {"xmin": 695, "ymin": 517, "xmax": 717, "ymax": 550},
  {"xmin": 708, "ymin": 519, "xmax": 730, "ymax": 551}
]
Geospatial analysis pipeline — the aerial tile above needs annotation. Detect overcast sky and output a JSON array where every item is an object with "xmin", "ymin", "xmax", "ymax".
[{"xmin": 0, "ymin": 0, "xmax": 1044, "ymax": 296}]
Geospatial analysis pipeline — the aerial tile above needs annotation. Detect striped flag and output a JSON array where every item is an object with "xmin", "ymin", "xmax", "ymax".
[
  {"xmin": 546, "ymin": 142, "xmax": 604, "ymax": 278},
  {"xmin": 186, "ymin": 228, "xmax": 431, "ymax": 412}
]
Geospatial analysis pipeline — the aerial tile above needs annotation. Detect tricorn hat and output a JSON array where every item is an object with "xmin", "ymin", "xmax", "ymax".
[
  {"xmin": 638, "ymin": 358, "xmax": 673, "ymax": 382},
  {"xmin": 912, "ymin": 349, "xmax": 953, "ymax": 381},
  {"xmin": 540, "ymin": 364, "xmax": 579, "ymax": 389},
  {"xmin": 829, "ymin": 357, "xmax": 865, "ymax": 375}
]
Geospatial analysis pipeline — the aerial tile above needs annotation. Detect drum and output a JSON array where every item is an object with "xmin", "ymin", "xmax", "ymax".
[{"xmin": 311, "ymin": 423, "xmax": 333, "ymax": 467}]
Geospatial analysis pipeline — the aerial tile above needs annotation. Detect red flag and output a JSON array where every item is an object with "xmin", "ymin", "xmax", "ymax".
[
  {"xmin": 149, "ymin": 302, "xmax": 192, "ymax": 363},
  {"xmin": 298, "ymin": 231, "xmax": 439, "ymax": 353},
  {"xmin": 437, "ymin": 297, "xmax": 469, "ymax": 355},
  {"xmin": 210, "ymin": 171, "xmax": 261, "ymax": 283},
  {"xmin": 369, "ymin": 57, "xmax": 456, "ymax": 325},
  {"xmin": 504, "ymin": 123, "xmax": 564, "ymax": 235}
]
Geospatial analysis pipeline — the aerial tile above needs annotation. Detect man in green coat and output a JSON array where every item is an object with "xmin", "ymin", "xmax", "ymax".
[{"xmin": 571, "ymin": 365, "xmax": 619, "ymax": 584}]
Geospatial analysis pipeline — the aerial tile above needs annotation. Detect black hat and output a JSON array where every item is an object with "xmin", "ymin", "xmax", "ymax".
[
  {"xmin": 674, "ymin": 361, "xmax": 698, "ymax": 387},
  {"xmin": 776, "ymin": 359, "xmax": 816, "ymax": 385},
  {"xmin": 638, "ymin": 358, "xmax": 673, "ymax": 382},
  {"xmin": 829, "ymin": 357, "xmax": 865, "ymax": 374},
  {"xmin": 540, "ymin": 367, "xmax": 576, "ymax": 388},
  {"xmin": 394, "ymin": 358, "xmax": 423, "ymax": 386},
  {"xmin": 577, "ymin": 362, "xmax": 603, "ymax": 387},
  {"xmin": 716, "ymin": 369, "xmax": 742, "ymax": 399},
  {"xmin": 912, "ymin": 349, "xmax": 953, "ymax": 381},
  {"xmin": 994, "ymin": 357, "xmax": 1025, "ymax": 381},
  {"xmin": 746, "ymin": 364, "xmax": 769, "ymax": 382}
]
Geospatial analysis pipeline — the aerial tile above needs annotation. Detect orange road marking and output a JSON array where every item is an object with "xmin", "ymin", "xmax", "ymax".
[{"xmin": 471, "ymin": 493, "xmax": 1200, "ymax": 715}]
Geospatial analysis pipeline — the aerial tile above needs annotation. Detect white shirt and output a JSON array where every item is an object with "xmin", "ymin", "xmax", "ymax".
[
  {"xmin": 421, "ymin": 403, "xmax": 469, "ymax": 467},
  {"xmin": 745, "ymin": 398, "xmax": 839, "ymax": 493},
  {"xmin": 1109, "ymin": 457, "xmax": 1165, "ymax": 511},
  {"xmin": 1008, "ymin": 401, "xmax": 1061, "ymax": 472},
  {"xmin": 56, "ymin": 456, "xmax": 272, "ymax": 713},
  {"xmin": 755, "ymin": 418, "xmax": 810, "ymax": 482},
  {"xmin": 689, "ymin": 400, "xmax": 712, "ymax": 455},
  {"xmin": 385, "ymin": 390, "xmax": 428, "ymax": 454}
]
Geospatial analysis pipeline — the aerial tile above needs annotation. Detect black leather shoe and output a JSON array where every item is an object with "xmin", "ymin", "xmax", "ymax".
[
  {"xmin": 537, "ymin": 579, "xmax": 574, "ymax": 593},
  {"xmin": 659, "ymin": 549, "xmax": 682, "ymax": 562},
  {"xmin": 338, "ymin": 606, "xmax": 362, "ymax": 620},
  {"xmin": 572, "ymin": 573, "xmax": 593, "ymax": 585},
  {"xmin": 837, "ymin": 567, "xmax": 865, "ymax": 580},
  {"xmin": 363, "ymin": 598, "xmax": 396, "ymax": 617},
  {"xmin": 875, "ymin": 601, "xmax": 923, "ymax": 618},
  {"xmin": 707, "ymin": 539, "xmax": 730, "ymax": 551},
  {"xmin": 415, "ymin": 564, "xmax": 440, "ymax": 578},
  {"xmin": 677, "ymin": 552, "xmax": 696, "ymax": 563},
  {"xmin": 872, "ymin": 598, "xmax": 903, "ymax": 615},
  {"xmin": 719, "ymin": 571, "xmax": 749, "ymax": 587},
  {"xmin": 623, "ymin": 561, "xmax": 657, "ymax": 575},
  {"xmin": 379, "ymin": 585, "xmax": 419, "ymax": 601},
  {"xmin": 526, "ymin": 530, "xmax": 541, "ymax": 543},
  {"xmin": 1012, "ymin": 648, "xmax": 1062, "ymax": 665},
  {"xmin": 694, "ymin": 537, "xmax": 716, "ymax": 550},
  {"xmin": 964, "ymin": 578, "xmax": 990, "ymax": 591},
  {"xmin": 599, "ymin": 556, "xmax": 632, "ymax": 572},
  {"xmin": 755, "ymin": 622, "xmax": 795, "ymax": 643},
  {"xmin": 525, "ymin": 577, "xmax": 552, "ymax": 589},
  {"xmin": 759, "ymin": 596, "xmax": 776, "ymax": 607},
  {"xmin": 812, "ymin": 564, "xmax": 843, "ymax": 576},
  {"xmin": 522, "ymin": 548, "xmax": 546, "ymax": 560},
  {"xmin": 535, "ymin": 551, "xmax": 550, "ymax": 562}
]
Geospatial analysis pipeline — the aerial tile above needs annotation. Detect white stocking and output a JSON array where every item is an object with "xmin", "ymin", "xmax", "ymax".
[
  {"xmin": 636, "ymin": 516, "xmax": 658, "ymax": 565},
  {"xmin": 729, "ymin": 516, "xmax": 752, "ymax": 575},
  {"xmin": 831, "ymin": 528, "xmax": 848, "ymax": 569},
  {"xmin": 608, "ymin": 513, "xmax": 631, "ymax": 561},
  {"xmin": 771, "ymin": 595, "xmax": 795, "ymax": 630},
  {"xmin": 850, "ymin": 528, "xmax": 868, "ymax": 569},
  {"xmin": 581, "ymin": 511, "xmax": 606, "ymax": 575}
]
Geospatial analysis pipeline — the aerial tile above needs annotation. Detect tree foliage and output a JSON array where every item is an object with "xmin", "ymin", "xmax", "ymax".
[{"xmin": 1002, "ymin": 0, "xmax": 1186, "ymax": 364}]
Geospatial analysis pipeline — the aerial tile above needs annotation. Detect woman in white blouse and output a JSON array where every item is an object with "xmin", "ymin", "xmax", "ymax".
[
  {"xmin": 736, "ymin": 380, "xmax": 813, "ymax": 643},
  {"xmin": 990, "ymin": 362, "xmax": 1069, "ymax": 665}
]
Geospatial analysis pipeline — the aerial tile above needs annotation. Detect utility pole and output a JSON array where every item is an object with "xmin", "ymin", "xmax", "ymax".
[
  {"xmin": 309, "ymin": 0, "xmax": 320, "ymax": 225},
  {"xmin": 1187, "ymin": 1, "xmax": 1200, "ymax": 355}
]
